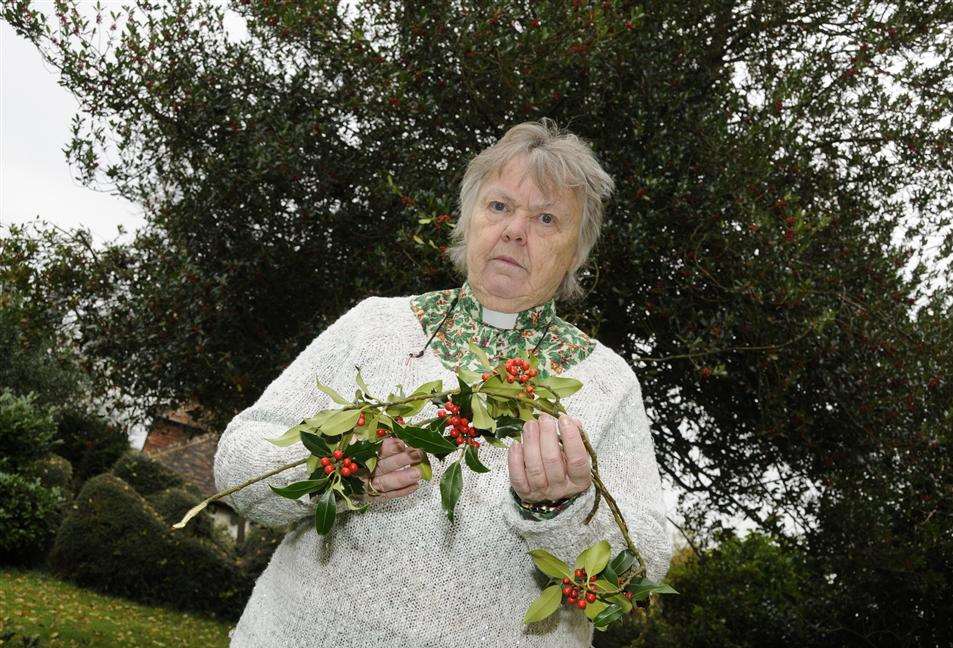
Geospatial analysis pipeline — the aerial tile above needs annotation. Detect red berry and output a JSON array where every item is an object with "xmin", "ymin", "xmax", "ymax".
[
  {"xmin": 571, "ymin": 587, "xmax": 580, "ymax": 598},
  {"xmin": 528, "ymin": 368, "xmax": 537, "ymax": 377},
  {"xmin": 482, "ymin": 372, "xmax": 491, "ymax": 381},
  {"xmin": 562, "ymin": 577, "xmax": 571, "ymax": 585},
  {"xmin": 519, "ymin": 375, "xmax": 528, "ymax": 383},
  {"xmin": 343, "ymin": 458, "xmax": 353, "ymax": 466},
  {"xmin": 332, "ymin": 449, "xmax": 344, "ymax": 459},
  {"xmin": 624, "ymin": 591, "xmax": 634, "ymax": 600},
  {"xmin": 455, "ymin": 438, "xmax": 464, "ymax": 445},
  {"xmin": 574, "ymin": 569, "xmax": 585, "ymax": 579},
  {"xmin": 395, "ymin": 416, "xmax": 405, "ymax": 424},
  {"xmin": 444, "ymin": 401, "xmax": 453, "ymax": 410},
  {"xmin": 577, "ymin": 599, "xmax": 587, "ymax": 609},
  {"xmin": 437, "ymin": 409, "xmax": 446, "ymax": 418},
  {"xmin": 586, "ymin": 592, "xmax": 597, "ymax": 603},
  {"xmin": 506, "ymin": 375, "xmax": 515, "ymax": 383},
  {"xmin": 562, "ymin": 586, "xmax": 572, "ymax": 596},
  {"xmin": 341, "ymin": 466, "xmax": 352, "ymax": 477},
  {"xmin": 320, "ymin": 457, "xmax": 331, "ymax": 466},
  {"xmin": 567, "ymin": 596, "xmax": 577, "ymax": 605},
  {"xmin": 526, "ymin": 385, "xmax": 535, "ymax": 394},
  {"xmin": 459, "ymin": 417, "xmax": 469, "ymax": 427},
  {"xmin": 323, "ymin": 465, "xmax": 335, "ymax": 475}
]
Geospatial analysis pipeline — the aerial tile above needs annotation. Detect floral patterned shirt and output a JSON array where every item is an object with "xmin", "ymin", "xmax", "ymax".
[{"xmin": 409, "ymin": 280, "xmax": 596, "ymax": 377}]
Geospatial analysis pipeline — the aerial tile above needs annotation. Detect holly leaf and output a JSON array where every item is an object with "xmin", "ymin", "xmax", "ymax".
[
  {"xmin": 300, "ymin": 430, "xmax": 333, "ymax": 457},
  {"xmin": 592, "ymin": 602, "xmax": 624, "ymax": 627},
  {"xmin": 266, "ymin": 424, "xmax": 305, "ymax": 447},
  {"xmin": 495, "ymin": 415, "xmax": 525, "ymax": 439},
  {"xmin": 537, "ymin": 375, "xmax": 583, "ymax": 397},
  {"xmin": 584, "ymin": 599, "xmax": 609, "ymax": 621},
  {"xmin": 575, "ymin": 540, "xmax": 612, "ymax": 577},
  {"xmin": 269, "ymin": 477, "xmax": 329, "ymax": 500},
  {"xmin": 464, "ymin": 445, "xmax": 490, "ymax": 473},
  {"xmin": 393, "ymin": 422, "xmax": 458, "ymax": 455},
  {"xmin": 456, "ymin": 366, "xmax": 483, "ymax": 387},
  {"xmin": 345, "ymin": 439, "xmax": 377, "ymax": 463},
  {"xmin": 627, "ymin": 579, "xmax": 678, "ymax": 600},
  {"xmin": 418, "ymin": 454, "xmax": 432, "ymax": 481},
  {"xmin": 470, "ymin": 394, "xmax": 495, "ymax": 431},
  {"xmin": 320, "ymin": 409, "xmax": 363, "ymax": 436},
  {"xmin": 608, "ymin": 549, "xmax": 636, "ymax": 578},
  {"xmin": 528, "ymin": 549, "xmax": 574, "ymax": 580},
  {"xmin": 523, "ymin": 585, "xmax": 562, "ymax": 624},
  {"xmin": 440, "ymin": 459, "xmax": 463, "ymax": 522},
  {"xmin": 355, "ymin": 368, "xmax": 373, "ymax": 398},
  {"xmin": 313, "ymin": 488, "xmax": 337, "ymax": 535},
  {"xmin": 315, "ymin": 378, "xmax": 350, "ymax": 405}
]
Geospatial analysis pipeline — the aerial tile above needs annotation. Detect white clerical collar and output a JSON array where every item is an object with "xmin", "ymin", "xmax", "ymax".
[{"xmin": 481, "ymin": 306, "xmax": 518, "ymax": 329}]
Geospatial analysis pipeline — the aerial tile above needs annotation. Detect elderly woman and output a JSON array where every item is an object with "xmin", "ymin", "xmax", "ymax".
[{"xmin": 213, "ymin": 118, "xmax": 673, "ymax": 647}]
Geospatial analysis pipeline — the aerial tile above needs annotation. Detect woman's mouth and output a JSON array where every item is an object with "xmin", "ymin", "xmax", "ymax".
[{"xmin": 492, "ymin": 256, "xmax": 523, "ymax": 268}]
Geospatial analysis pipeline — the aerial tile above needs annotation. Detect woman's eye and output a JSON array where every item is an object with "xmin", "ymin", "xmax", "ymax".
[
  {"xmin": 539, "ymin": 213, "xmax": 555, "ymax": 225},
  {"xmin": 489, "ymin": 201, "xmax": 506, "ymax": 212}
]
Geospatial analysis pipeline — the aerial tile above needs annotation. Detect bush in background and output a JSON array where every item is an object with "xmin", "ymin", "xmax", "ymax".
[
  {"xmin": 146, "ymin": 485, "xmax": 213, "ymax": 541},
  {"xmin": 0, "ymin": 389, "xmax": 58, "ymax": 473},
  {"xmin": 234, "ymin": 523, "xmax": 285, "ymax": 582},
  {"xmin": 0, "ymin": 471, "xmax": 66, "ymax": 567},
  {"xmin": 53, "ymin": 405, "xmax": 130, "ymax": 484},
  {"xmin": 110, "ymin": 450, "xmax": 183, "ymax": 496},
  {"xmin": 48, "ymin": 473, "xmax": 250, "ymax": 621},
  {"xmin": 22, "ymin": 453, "xmax": 74, "ymax": 499}
]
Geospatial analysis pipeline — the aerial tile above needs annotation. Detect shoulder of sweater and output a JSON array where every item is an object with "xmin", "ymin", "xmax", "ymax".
[{"xmin": 575, "ymin": 338, "xmax": 642, "ymax": 400}]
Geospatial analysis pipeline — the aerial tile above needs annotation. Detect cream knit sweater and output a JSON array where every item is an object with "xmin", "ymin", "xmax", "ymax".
[{"xmin": 213, "ymin": 294, "xmax": 673, "ymax": 647}]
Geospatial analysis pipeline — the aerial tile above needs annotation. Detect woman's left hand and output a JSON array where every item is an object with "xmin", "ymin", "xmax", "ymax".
[{"xmin": 507, "ymin": 412, "xmax": 593, "ymax": 503}]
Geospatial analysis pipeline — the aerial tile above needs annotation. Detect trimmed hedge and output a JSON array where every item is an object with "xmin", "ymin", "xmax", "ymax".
[
  {"xmin": 48, "ymin": 473, "xmax": 251, "ymax": 621},
  {"xmin": 0, "ymin": 389, "xmax": 58, "ymax": 473},
  {"xmin": 0, "ymin": 471, "xmax": 66, "ymax": 566},
  {"xmin": 110, "ymin": 450, "xmax": 184, "ymax": 496},
  {"xmin": 23, "ymin": 453, "xmax": 74, "ymax": 498},
  {"xmin": 146, "ymin": 486, "xmax": 214, "ymax": 540},
  {"xmin": 54, "ymin": 405, "xmax": 130, "ymax": 483}
]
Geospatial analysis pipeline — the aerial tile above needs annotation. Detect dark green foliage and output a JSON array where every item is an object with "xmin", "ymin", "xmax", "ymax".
[
  {"xmin": 53, "ymin": 405, "xmax": 130, "ymax": 484},
  {"xmin": 0, "ymin": 389, "xmax": 58, "ymax": 473},
  {"xmin": 599, "ymin": 534, "xmax": 816, "ymax": 648},
  {"xmin": 234, "ymin": 523, "xmax": 285, "ymax": 582},
  {"xmin": 146, "ymin": 485, "xmax": 213, "ymax": 540},
  {"xmin": 1, "ymin": 1, "xmax": 951, "ymax": 645},
  {"xmin": 22, "ymin": 454, "xmax": 74, "ymax": 498},
  {"xmin": 0, "ymin": 471, "xmax": 66, "ymax": 567},
  {"xmin": 110, "ymin": 451, "xmax": 184, "ymax": 496},
  {"xmin": 48, "ymin": 473, "xmax": 250, "ymax": 621}
]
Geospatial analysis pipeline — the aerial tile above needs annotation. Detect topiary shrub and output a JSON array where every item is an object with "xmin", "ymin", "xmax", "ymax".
[
  {"xmin": 53, "ymin": 405, "xmax": 130, "ymax": 484},
  {"xmin": 48, "ymin": 473, "xmax": 251, "ymax": 621},
  {"xmin": 0, "ymin": 389, "xmax": 58, "ymax": 473},
  {"xmin": 23, "ymin": 454, "xmax": 74, "ymax": 499},
  {"xmin": 0, "ymin": 471, "xmax": 66, "ymax": 567},
  {"xmin": 146, "ymin": 486, "xmax": 213, "ymax": 540},
  {"xmin": 234, "ymin": 523, "xmax": 286, "ymax": 582},
  {"xmin": 110, "ymin": 450, "xmax": 183, "ymax": 496}
]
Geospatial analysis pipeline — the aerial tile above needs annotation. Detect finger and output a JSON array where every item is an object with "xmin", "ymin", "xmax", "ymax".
[
  {"xmin": 367, "ymin": 481, "xmax": 419, "ymax": 501},
  {"xmin": 559, "ymin": 414, "xmax": 591, "ymax": 484},
  {"xmin": 521, "ymin": 420, "xmax": 548, "ymax": 493},
  {"xmin": 376, "ymin": 449, "xmax": 424, "ymax": 475},
  {"xmin": 371, "ymin": 465, "xmax": 420, "ymax": 492},
  {"xmin": 379, "ymin": 436, "xmax": 406, "ymax": 459},
  {"xmin": 538, "ymin": 414, "xmax": 567, "ymax": 492},
  {"xmin": 508, "ymin": 441, "xmax": 531, "ymax": 499}
]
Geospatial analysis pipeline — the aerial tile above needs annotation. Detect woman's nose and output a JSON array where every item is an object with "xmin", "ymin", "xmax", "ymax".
[{"xmin": 501, "ymin": 211, "xmax": 529, "ymax": 242}]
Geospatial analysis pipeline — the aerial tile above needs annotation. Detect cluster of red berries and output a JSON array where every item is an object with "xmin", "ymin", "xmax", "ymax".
[
  {"xmin": 320, "ymin": 449, "xmax": 358, "ymax": 477},
  {"xmin": 561, "ymin": 568, "xmax": 599, "ymax": 608},
  {"xmin": 437, "ymin": 401, "xmax": 480, "ymax": 448},
  {"xmin": 375, "ymin": 416, "xmax": 404, "ymax": 438}
]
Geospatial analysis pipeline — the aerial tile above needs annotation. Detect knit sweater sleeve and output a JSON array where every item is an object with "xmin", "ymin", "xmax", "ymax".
[
  {"xmin": 212, "ymin": 298, "xmax": 371, "ymax": 529},
  {"xmin": 500, "ymin": 374, "xmax": 674, "ymax": 583}
]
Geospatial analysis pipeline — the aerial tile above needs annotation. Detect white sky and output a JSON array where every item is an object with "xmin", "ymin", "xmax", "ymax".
[{"xmin": 0, "ymin": 3, "xmax": 947, "ymax": 541}]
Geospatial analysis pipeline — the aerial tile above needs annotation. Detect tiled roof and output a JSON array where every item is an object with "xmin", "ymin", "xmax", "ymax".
[{"xmin": 149, "ymin": 431, "xmax": 221, "ymax": 500}]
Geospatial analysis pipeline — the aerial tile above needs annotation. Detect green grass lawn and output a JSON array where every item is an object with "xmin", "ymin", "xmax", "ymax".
[{"xmin": 0, "ymin": 567, "xmax": 233, "ymax": 647}]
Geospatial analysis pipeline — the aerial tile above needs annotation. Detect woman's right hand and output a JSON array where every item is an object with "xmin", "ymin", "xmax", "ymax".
[{"xmin": 360, "ymin": 437, "xmax": 425, "ymax": 502}]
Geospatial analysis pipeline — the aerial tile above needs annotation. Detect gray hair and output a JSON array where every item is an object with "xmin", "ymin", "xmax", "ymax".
[{"xmin": 446, "ymin": 117, "xmax": 616, "ymax": 301}]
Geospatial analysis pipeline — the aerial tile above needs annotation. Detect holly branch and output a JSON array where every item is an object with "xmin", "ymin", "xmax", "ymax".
[{"xmin": 172, "ymin": 343, "xmax": 675, "ymax": 629}]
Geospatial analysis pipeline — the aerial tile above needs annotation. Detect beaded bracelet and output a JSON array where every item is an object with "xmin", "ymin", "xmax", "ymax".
[{"xmin": 510, "ymin": 487, "xmax": 582, "ymax": 521}]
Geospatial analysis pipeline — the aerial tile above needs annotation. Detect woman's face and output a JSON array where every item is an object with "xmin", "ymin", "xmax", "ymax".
[{"xmin": 466, "ymin": 154, "xmax": 581, "ymax": 312}]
